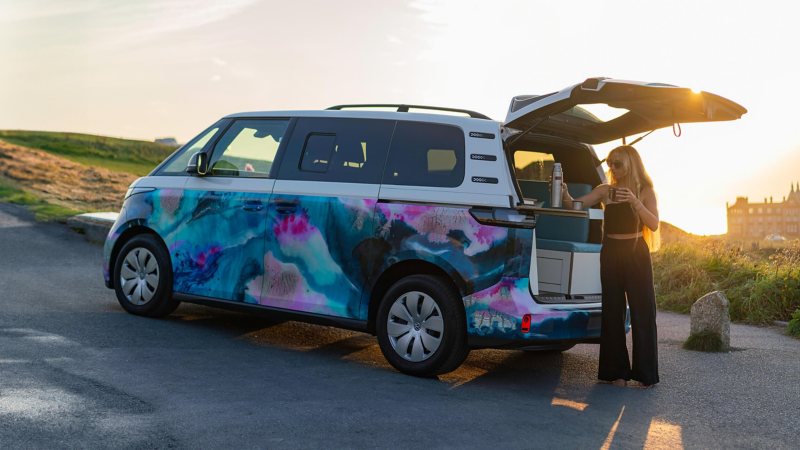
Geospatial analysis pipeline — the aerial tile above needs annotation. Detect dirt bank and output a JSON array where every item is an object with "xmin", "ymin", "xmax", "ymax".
[{"xmin": 0, "ymin": 139, "xmax": 137, "ymax": 212}]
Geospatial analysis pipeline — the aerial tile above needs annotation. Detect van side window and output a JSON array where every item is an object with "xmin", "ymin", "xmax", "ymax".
[
  {"xmin": 383, "ymin": 121, "xmax": 465, "ymax": 188},
  {"xmin": 300, "ymin": 134, "xmax": 336, "ymax": 173},
  {"xmin": 156, "ymin": 119, "xmax": 230, "ymax": 175},
  {"xmin": 208, "ymin": 119, "xmax": 290, "ymax": 178},
  {"xmin": 279, "ymin": 118, "xmax": 394, "ymax": 184}
]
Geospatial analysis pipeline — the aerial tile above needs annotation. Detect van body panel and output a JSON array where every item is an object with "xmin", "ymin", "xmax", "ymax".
[
  {"xmin": 105, "ymin": 185, "xmax": 271, "ymax": 303},
  {"xmin": 259, "ymin": 184, "xmax": 379, "ymax": 319}
]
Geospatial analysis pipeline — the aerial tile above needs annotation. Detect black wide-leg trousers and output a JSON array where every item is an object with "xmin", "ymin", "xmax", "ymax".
[{"xmin": 598, "ymin": 236, "xmax": 660, "ymax": 386}]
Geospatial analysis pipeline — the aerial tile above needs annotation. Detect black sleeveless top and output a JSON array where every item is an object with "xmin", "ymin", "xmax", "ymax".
[{"xmin": 604, "ymin": 202, "xmax": 644, "ymax": 234}]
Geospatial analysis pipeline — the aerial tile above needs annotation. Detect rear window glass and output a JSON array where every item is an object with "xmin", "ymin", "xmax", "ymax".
[
  {"xmin": 300, "ymin": 134, "xmax": 336, "ymax": 173},
  {"xmin": 383, "ymin": 121, "xmax": 464, "ymax": 188},
  {"xmin": 278, "ymin": 118, "xmax": 394, "ymax": 184},
  {"xmin": 514, "ymin": 150, "xmax": 555, "ymax": 182}
]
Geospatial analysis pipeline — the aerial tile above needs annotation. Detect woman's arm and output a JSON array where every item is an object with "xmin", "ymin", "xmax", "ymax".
[
  {"xmin": 550, "ymin": 177, "xmax": 609, "ymax": 209},
  {"xmin": 615, "ymin": 186, "xmax": 659, "ymax": 231}
]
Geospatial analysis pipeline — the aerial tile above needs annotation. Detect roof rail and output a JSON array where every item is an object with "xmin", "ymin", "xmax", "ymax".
[{"xmin": 325, "ymin": 104, "xmax": 492, "ymax": 120}]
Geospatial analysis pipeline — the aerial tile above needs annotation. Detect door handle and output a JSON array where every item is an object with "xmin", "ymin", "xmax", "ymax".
[
  {"xmin": 274, "ymin": 202, "xmax": 298, "ymax": 215},
  {"xmin": 242, "ymin": 201, "xmax": 264, "ymax": 212}
]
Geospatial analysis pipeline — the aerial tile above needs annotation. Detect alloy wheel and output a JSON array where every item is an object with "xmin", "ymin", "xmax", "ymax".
[
  {"xmin": 386, "ymin": 291, "xmax": 444, "ymax": 362},
  {"xmin": 119, "ymin": 247, "xmax": 159, "ymax": 306}
]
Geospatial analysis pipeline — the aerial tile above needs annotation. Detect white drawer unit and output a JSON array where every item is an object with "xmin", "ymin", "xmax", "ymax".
[
  {"xmin": 537, "ymin": 249, "xmax": 572, "ymax": 294},
  {"xmin": 536, "ymin": 249, "xmax": 601, "ymax": 295}
]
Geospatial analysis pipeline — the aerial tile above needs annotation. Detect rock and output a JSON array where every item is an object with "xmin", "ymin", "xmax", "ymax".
[{"xmin": 690, "ymin": 291, "xmax": 731, "ymax": 351}]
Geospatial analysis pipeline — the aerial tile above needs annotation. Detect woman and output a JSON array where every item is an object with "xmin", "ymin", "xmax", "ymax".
[{"xmin": 552, "ymin": 145, "xmax": 660, "ymax": 389}]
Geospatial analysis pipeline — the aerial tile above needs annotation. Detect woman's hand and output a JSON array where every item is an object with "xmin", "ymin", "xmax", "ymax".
[
  {"xmin": 614, "ymin": 188, "xmax": 643, "ymax": 208},
  {"xmin": 549, "ymin": 176, "xmax": 572, "ymax": 201}
]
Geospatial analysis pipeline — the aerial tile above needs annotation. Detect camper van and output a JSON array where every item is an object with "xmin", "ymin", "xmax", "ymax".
[{"xmin": 103, "ymin": 78, "xmax": 746, "ymax": 376}]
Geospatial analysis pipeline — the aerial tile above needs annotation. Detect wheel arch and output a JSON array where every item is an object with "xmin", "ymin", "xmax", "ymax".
[
  {"xmin": 108, "ymin": 225, "xmax": 166, "ymax": 289},
  {"xmin": 366, "ymin": 259, "xmax": 467, "ymax": 335}
]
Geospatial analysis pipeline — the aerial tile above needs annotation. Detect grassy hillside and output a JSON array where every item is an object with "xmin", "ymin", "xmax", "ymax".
[
  {"xmin": 0, "ymin": 178, "xmax": 81, "ymax": 222},
  {"xmin": 0, "ymin": 130, "xmax": 177, "ymax": 176}
]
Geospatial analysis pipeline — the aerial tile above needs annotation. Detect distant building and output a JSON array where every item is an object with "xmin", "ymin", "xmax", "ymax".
[
  {"xmin": 727, "ymin": 183, "xmax": 800, "ymax": 238},
  {"xmin": 155, "ymin": 137, "xmax": 179, "ymax": 147}
]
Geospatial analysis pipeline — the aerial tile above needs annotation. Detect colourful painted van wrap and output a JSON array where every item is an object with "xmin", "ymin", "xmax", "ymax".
[
  {"xmin": 104, "ymin": 188, "xmax": 601, "ymax": 342},
  {"xmin": 464, "ymin": 277, "xmax": 600, "ymax": 340},
  {"xmin": 106, "ymin": 188, "xmax": 269, "ymax": 303},
  {"xmin": 254, "ymin": 194, "xmax": 377, "ymax": 318}
]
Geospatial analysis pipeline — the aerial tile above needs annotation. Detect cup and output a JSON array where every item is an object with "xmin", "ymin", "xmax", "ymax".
[{"xmin": 572, "ymin": 201, "xmax": 583, "ymax": 211}]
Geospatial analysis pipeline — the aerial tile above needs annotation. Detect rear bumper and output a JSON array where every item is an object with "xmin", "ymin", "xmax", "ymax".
[
  {"xmin": 466, "ymin": 303, "xmax": 604, "ymax": 346},
  {"xmin": 463, "ymin": 277, "xmax": 628, "ymax": 345}
]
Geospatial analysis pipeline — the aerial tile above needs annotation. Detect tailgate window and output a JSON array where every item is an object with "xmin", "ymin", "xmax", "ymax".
[{"xmin": 514, "ymin": 151, "xmax": 555, "ymax": 182}]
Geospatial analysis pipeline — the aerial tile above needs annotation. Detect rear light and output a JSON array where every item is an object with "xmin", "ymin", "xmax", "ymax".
[{"xmin": 521, "ymin": 315, "xmax": 531, "ymax": 333}]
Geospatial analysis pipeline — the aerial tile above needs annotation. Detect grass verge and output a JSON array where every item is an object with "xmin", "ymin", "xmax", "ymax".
[
  {"xmin": 0, "ymin": 181, "xmax": 82, "ymax": 222},
  {"xmin": 787, "ymin": 310, "xmax": 800, "ymax": 338},
  {"xmin": 652, "ymin": 233, "xmax": 800, "ymax": 325},
  {"xmin": 0, "ymin": 130, "xmax": 175, "ymax": 176},
  {"xmin": 682, "ymin": 331, "xmax": 725, "ymax": 352}
]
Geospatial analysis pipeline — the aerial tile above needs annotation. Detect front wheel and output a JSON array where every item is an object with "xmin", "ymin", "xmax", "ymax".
[
  {"xmin": 113, "ymin": 234, "xmax": 179, "ymax": 317},
  {"xmin": 376, "ymin": 275, "xmax": 469, "ymax": 377}
]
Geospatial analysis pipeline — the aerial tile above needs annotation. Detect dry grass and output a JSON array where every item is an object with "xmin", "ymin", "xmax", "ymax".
[
  {"xmin": 0, "ymin": 139, "xmax": 136, "ymax": 213},
  {"xmin": 0, "ymin": 130, "xmax": 173, "ymax": 177},
  {"xmin": 0, "ymin": 179, "xmax": 82, "ymax": 222}
]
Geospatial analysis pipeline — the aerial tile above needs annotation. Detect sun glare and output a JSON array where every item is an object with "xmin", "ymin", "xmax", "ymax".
[{"xmin": 578, "ymin": 104, "xmax": 628, "ymax": 122}]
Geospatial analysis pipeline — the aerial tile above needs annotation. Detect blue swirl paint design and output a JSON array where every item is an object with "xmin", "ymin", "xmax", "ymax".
[{"xmin": 104, "ymin": 188, "xmax": 603, "ymax": 342}]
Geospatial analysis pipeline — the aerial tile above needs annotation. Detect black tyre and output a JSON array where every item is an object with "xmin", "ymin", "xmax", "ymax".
[
  {"xmin": 376, "ymin": 274, "xmax": 469, "ymax": 377},
  {"xmin": 113, "ymin": 234, "xmax": 179, "ymax": 317}
]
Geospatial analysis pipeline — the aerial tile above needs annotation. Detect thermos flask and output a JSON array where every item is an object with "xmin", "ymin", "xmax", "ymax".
[{"xmin": 551, "ymin": 163, "xmax": 563, "ymax": 208}]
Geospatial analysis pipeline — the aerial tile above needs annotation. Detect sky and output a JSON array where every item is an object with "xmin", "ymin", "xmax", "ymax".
[{"xmin": 2, "ymin": 0, "xmax": 800, "ymax": 235}]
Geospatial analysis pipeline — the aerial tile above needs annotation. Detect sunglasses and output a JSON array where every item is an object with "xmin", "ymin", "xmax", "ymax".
[{"xmin": 606, "ymin": 160, "xmax": 624, "ymax": 169}]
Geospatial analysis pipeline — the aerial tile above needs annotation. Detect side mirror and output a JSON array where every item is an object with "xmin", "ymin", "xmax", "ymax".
[{"xmin": 186, "ymin": 152, "xmax": 209, "ymax": 175}]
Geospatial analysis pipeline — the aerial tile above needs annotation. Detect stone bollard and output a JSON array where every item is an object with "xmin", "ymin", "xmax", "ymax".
[{"xmin": 689, "ymin": 291, "xmax": 731, "ymax": 351}]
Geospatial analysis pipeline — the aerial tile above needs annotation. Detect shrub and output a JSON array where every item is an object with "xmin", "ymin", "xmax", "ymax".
[
  {"xmin": 652, "ymin": 229, "xmax": 800, "ymax": 325},
  {"xmin": 682, "ymin": 331, "xmax": 725, "ymax": 352},
  {"xmin": 787, "ymin": 309, "xmax": 800, "ymax": 338}
]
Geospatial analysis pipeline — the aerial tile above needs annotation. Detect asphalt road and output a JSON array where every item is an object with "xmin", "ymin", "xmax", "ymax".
[{"xmin": 1, "ymin": 202, "xmax": 798, "ymax": 450}]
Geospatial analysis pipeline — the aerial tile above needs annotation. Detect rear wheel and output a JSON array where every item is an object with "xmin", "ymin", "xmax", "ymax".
[
  {"xmin": 376, "ymin": 275, "xmax": 469, "ymax": 377},
  {"xmin": 113, "ymin": 234, "xmax": 179, "ymax": 317}
]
